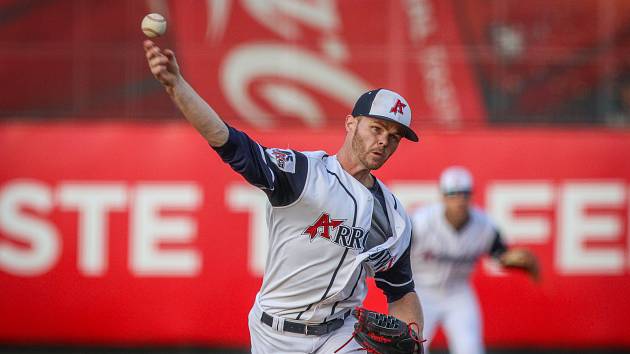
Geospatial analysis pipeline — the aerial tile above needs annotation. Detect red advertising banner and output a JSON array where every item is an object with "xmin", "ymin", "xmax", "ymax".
[
  {"xmin": 170, "ymin": 0, "xmax": 485, "ymax": 129},
  {"xmin": 1, "ymin": 123, "xmax": 629, "ymax": 347}
]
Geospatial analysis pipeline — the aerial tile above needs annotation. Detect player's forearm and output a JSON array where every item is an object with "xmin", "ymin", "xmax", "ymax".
[
  {"xmin": 388, "ymin": 291, "xmax": 424, "ymax": 338},
  {"xmin": 167, "ymin": 78, "xmax": 229, "ymax": 147}
]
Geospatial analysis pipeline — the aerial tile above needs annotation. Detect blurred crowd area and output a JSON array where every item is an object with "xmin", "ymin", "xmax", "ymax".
[{"xmin": 2, "ymin": 0, "xmax": 630, "ymax": 127}]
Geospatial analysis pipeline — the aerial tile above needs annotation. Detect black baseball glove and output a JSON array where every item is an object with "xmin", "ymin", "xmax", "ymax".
[{"xmin": 336, "ymin": 307, "xmax": 425, "ymax": 354}]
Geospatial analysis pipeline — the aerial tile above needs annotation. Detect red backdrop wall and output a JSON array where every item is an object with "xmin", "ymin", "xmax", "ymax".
[{"xmin": 1, "ymin": 123, "xmax": 629, "ymax": 347}]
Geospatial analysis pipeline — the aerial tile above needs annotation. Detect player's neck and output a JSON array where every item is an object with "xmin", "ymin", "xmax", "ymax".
[
  {"xmin": 445, "ymin": 211, "xmax": 470, "ymax": 231},
  {"xmin": 336, "ymin": 147, "xmax": 374, "ymax": 188}
]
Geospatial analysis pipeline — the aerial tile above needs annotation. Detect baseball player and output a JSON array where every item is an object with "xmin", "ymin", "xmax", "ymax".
[
  {"xmin": 409, "ymin": 166, "xmax": 539, "ymax": 354},
  {"xmin": 144, "ymin": 40, "xmax": 424, "ymax": 353}
]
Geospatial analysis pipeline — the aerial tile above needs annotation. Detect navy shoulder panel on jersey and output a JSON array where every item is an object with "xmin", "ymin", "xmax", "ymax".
[
  {"xmin": 212, "ymin": 125, "xmax": 308, "ymax": 207},
  {"xmin": 374, "ymin": 242, "xmax": 415, "ymax": 303},
  {"xmin": 264, "ymin": 147, "xmax": 308, "ymax": 206}
]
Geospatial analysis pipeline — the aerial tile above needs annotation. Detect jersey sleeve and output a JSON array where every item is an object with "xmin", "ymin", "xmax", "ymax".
[
  {"xmin": 212, "ymin": 125, "xmax": 308, "ymax": 207},
  {"xmin": 374, "ymin": 242, "xmax": 415, "ymax": 303},
  {"xmin": 488, "ymin": 230, "xmax": 508, "ymax": 259}
]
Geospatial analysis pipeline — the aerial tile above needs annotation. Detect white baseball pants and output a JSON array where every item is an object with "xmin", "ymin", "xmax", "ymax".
[{"xmin": 418, "ymin": 284, "xmax": 484, "ymax": 354}]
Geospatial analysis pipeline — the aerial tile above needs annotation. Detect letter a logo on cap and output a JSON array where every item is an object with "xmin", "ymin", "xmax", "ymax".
[{"xmin": 390, "ymin": 99, "xmax": 406, "ymax": 115}]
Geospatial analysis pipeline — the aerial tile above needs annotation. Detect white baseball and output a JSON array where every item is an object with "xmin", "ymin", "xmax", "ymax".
[{"xmin": 141, "ymin": 13, "xmax": 167, "ymax": 38}]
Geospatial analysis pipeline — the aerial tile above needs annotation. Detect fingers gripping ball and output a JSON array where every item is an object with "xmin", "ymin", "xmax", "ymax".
[
  {"xmin": 141, "ymin": 13, "xmax": 167, "ymax": 38},
  {"xmin": 336, "ymin": 307, "xmax": 425, "ymax": 354}
]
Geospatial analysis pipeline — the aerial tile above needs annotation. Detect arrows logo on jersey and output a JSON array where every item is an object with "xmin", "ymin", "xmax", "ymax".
[{"xmin": 302, "ymin": 213, "xmax": 367, "ymax": 250}]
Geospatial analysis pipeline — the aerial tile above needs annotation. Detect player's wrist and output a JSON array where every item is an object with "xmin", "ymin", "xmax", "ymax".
[{"xmin": 165, "ymin": 75, "xmax": 185, "ymax": 95}]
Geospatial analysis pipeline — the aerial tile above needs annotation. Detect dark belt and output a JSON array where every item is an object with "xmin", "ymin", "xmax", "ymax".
[{"xmin": 260, "ymin": 309, "xmax": 351, "ymax": 336}]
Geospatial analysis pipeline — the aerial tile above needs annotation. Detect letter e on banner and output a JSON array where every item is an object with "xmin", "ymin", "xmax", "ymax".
[
  {"xmin": 557, "ymin": 182, "xmax": 626, "ymax": 275},
  {"xmin": 130, "ymin": 183, "xmax": 202, "ymax": 276}
]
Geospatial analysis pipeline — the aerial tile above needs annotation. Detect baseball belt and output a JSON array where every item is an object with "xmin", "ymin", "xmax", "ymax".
[{"xmin": 260, "ymin": 309, "xmax": 351, "ymax": 336}]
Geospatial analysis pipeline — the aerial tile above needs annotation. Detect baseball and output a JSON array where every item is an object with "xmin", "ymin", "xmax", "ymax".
[{"xmin": 141, "ymin": 13, "xmax": 167, "ymax": 38}]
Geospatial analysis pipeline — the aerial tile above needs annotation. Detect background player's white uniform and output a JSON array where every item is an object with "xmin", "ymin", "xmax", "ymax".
[{"xmin": 409, "ymin": 167, "xmax": 506, "ymax": 354}]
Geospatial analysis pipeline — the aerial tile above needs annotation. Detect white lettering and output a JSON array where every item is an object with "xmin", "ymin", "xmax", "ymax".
[
  {"xmin": 57, "ymin": 183, "xmax": 127, "ymax": 276},
  {"xmin": 421, "ymin": 46, "xmax": 460, "ymax": 125},
  {"xmin": 240, "ymin": 0, "xmax": 340, "ymax": 39},
  {"xmin": 221, "ymin": 44, "xmax": 369, "ymax": 128},
  {"xmin": 557, "ymin": 182, "xmax": 625, "ymax": 274},
  {"xmin": 390, "ymin": 182, "xmax": 439, "ymax": 211},
  {"xmin": 130, "ymin": 184, "xmax": 202, "ymax": 276},
  {"xmin": 0, "ymin": 181, "xmax": 59, "ymax": 276},
  {"xmin": 226, "ymin": 183, "xmax": 269, "ymax": 277},
  {"xmin": 487, "ymin": 182, "xmax": 553, "ymax": 243},
  {"xmin": 405, "ymin": 0, "xmax": 436, "ymax": 44}
]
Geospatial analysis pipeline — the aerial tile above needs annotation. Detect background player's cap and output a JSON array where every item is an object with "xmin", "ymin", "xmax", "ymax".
[
  {"xmin": 352, "ymin": 88, "xmax": 419, "ymax": 142},
  {"xmin": 440, "ymin": 166, "xmax": 474, "ymax": 194}
]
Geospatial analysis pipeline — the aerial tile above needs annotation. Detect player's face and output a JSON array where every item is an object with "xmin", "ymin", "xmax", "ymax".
[
  {"xmin": 351, "ymin": 116, "xmax": 403, "ymax": 170},
  {"xmin": 443, "ymin": 191, "xmax": 471, "ymax": 218}
]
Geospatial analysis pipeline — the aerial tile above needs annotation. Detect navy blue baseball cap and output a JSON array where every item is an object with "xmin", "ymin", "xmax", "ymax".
[{"xmin": 352, "ymin": 88, "xmax": 419, "ymax": 142}]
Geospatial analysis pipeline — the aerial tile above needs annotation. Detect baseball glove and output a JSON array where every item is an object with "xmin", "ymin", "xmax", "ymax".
[
  {"xmin": 500, "ymin": 249, "xmax": 540, "ymax": 282},
  {"xmin": 336, "ymin": 307, "xmax": 425, "ymax": 354}
]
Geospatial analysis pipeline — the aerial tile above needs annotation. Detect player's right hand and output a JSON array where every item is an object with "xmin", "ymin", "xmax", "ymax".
[{"xmin": 144, "ymin": 40, "xmax": 181, "ymax": 89}]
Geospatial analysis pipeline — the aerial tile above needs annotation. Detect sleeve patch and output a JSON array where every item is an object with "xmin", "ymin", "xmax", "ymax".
[{"xmin": 265, "ymin": 148, "xmax": 296, "ymax": 173}]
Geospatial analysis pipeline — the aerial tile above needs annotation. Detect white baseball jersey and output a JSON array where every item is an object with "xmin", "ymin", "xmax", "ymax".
[
  {"xmin": 410, "ymin": 203, "xmax": 504, "ymax": 290},
  {"xmin": 213, "ymin": 125, "xmax": 415, "ymax": 325}
]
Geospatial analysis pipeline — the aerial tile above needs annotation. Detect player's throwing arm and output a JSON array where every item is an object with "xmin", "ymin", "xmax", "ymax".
[{"xmin": 143, "ymin": 40, "xmax": 228, "ymax": 147}]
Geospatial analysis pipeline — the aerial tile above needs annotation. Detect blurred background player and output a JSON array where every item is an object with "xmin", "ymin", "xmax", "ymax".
[
  {"xmin": 143, "ymin": 38, "xmax": 423, "ymax": 353},
  {"xmin": 409, "ymin": 166, "xmax": 538, "ymax": 354}
]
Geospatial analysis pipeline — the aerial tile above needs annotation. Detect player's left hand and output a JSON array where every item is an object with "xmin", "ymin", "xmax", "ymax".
[{"xmin": 336, "ymin": 307, "xmax": 425, "ymax": 354}]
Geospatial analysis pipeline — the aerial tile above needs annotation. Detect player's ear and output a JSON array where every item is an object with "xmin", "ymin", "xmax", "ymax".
[{"xmin": 345, "ymin": 114, "xmax": 358, "ymax": 133}]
